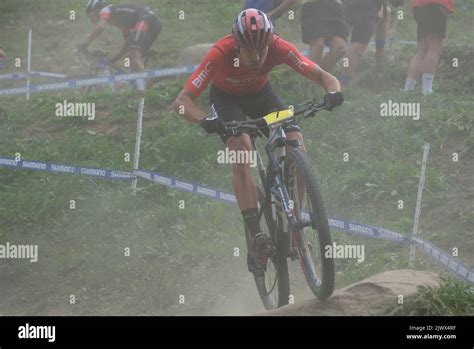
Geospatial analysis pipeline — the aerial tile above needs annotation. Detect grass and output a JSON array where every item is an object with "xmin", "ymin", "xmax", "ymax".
[
  {"xmin": 0, "ymin": 0, "xmax": 473, "ymax": 315},
  {"xmin": 384, "ymin": 277, "xmax": 474, "ymax": 315}
]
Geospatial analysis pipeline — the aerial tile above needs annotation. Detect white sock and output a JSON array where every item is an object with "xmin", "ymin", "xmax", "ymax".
[
  {"xmin": 422, "ymin": 74, "xmax": 434, "ymax": 95},
  {"xmin": 404, "ymin": 78, "xmax": 417, "ymax": 91}
]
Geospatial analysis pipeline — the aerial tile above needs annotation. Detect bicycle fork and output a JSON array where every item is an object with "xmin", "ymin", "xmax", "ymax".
[{"xmin": 263, "ymin": 137, "xmax": 300, "ymax": 260}]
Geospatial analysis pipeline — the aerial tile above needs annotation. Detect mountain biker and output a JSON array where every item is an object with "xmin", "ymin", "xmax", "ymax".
[
  {"xmin": 300, "ymin": 0, "xmax": 349, "ymax": 72},
  {"xmin": 173, "ymin": 9, "xmax": 343, "ymax": 275},
  {"xmin": 78, "ymin": 0, "xmax": 161, "ymax": 90}
]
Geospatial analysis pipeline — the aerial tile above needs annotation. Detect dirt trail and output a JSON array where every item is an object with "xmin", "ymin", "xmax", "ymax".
[{"xmin": 259, "ymin": 269, "xmax": 440, "ymax": 316}]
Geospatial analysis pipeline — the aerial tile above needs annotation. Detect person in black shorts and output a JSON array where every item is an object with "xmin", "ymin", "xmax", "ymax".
[
  {"xmin": 300, "ymin": 0, "xmax": 349, "ymax": 71},
  {"xmin": 339, "ymin": 0, "xmax": 384, "ymax": 85},
  {"xmin": 79, "ymin": 0, "xmax": 161, "ymax": 89},
  {"xmin": 404, "ymin": 0, "xmax": 453, "ymax": 95}
]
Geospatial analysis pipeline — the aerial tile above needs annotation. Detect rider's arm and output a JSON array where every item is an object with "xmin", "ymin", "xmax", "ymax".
[
  {"xmin": 267, "ymin": 0, "xmax": 297, "ymax": 19},
  {"xmin": 278, "ymin": 38, "xmax": 341, "ymax": 92},
  {"xmin": 82, "ymin": 20, "xmax": 107, "ymax": 48},
  {"xmin": 173, "ymin": 47, "xmax": 223, "ymax": 123},
  {"xmin": 110, "ymin": 32, "xmax": 132, "ymax": 63},
  {"xmin": 308, "ymin": 63, "xmax": 341, "ymax": 93},
  {"xmin": 173, "ymin": 90, "xmax": 208, "ymax": 124}
]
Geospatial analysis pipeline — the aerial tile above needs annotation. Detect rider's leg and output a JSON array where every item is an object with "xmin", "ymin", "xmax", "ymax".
[
  {"xmin": 130, "ymin": 48, "xmax": 145, "ymax": 71},
  {"xmin": 226, "ymin": 133, "xmax": 261, "ymax": 236},
  {"xmin": 130, "ymin": 16, "xmax": 161, "ymax": 89},
  {"xmin": 287, "ymin": 131, "xmax": 306, "ymax": 152}
]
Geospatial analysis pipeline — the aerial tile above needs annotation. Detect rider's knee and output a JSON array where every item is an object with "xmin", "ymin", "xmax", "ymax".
[
  {"xmin": 226, "ymin": 134, "xmax": 252, "ymax": 151},
  {"xmin": 287, "ymin": 132, "xmax": 306, "ymax": 152}
]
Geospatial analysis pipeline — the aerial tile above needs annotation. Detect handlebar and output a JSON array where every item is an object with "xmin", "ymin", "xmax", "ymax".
[{"xmin": 222, "ymin": 100, "xmax": 328, "ymax": 134}]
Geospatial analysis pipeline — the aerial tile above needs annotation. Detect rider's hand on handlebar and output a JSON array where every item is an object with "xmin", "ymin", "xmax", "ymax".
[
  {"xmin": 200, "ymin": 115, "xmax": 223, "ymax": 134},
  {"xmin": 323, "ymin": 91, "xmax": 344, "ymax": 111}
]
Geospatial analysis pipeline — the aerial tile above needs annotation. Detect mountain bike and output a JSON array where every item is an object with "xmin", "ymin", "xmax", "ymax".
[
  {"xmin": 66, "ymin": 48, "xmax": 157, "ymax": 94},
  {"xmin": 222, "ymin": 100, "xmax": 336, "ymax": 310}
]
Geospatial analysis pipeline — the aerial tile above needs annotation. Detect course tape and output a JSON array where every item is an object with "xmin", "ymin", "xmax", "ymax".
[
  {"xmin": 412, "ymin": 236, "xmax": 474, "ymax": 284},
  {"xmin": 0, "ymin": 71, "xmax": 67, "ymax": 81},
  {"xmin": 0, "ymin": 72, "xmax": 28, "ymax": 80},
  {"xmin": 327, "ymin": 217, "xmax": 408, "ymax": 244},
  {"xmin": 30, "ymin": 71, "xmax": 67, "ymax": 79},
  {"xmin": 0, "ymin": 156, "xmax": 472, "ymax": 284},
  {"xmin": 0, "ymin": 65, "xmax": 198, "ymax": 96},
  {"xmin": 134, "ymin": 169, "xmax": 238, "ymax": 204},
  {"xmin": 0, "ymin": 157, "xmax": 134, "ymax": 180}
]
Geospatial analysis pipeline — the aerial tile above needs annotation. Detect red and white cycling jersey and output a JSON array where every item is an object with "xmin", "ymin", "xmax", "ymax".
[{"xmin": 184, "ymin": 35, "xmax": 317, "ymax": 97}]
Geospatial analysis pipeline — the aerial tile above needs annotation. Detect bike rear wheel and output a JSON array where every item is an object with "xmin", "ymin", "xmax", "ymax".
[
  {"xmin": 245, "ymin": 185, "xmax": 290, "ymax": 310},
  {"xmin": 284, "ymin": 147, "xmax": 335, "ymax": 300}
]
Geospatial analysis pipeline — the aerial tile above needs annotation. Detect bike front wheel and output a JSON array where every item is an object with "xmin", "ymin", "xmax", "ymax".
[{"xmin": 284, "ymin": 147, "xmax": 335, "ymax": 300}]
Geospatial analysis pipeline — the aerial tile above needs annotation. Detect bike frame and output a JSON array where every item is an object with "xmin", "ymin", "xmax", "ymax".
[
  {"xmin": 243, "ymin": 102, "xmax": 328, "ymax": 257},
  {"xmin": 251, "ymin": 124, "xmax": 302, "ymax": 259}
]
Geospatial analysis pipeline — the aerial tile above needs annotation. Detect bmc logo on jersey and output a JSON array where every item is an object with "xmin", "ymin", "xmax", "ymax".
[
  {"xmin": 287, "ymin": 51, "xmax": 309, "ymax": 71},
  {"xmin": 192, "ymin": 61, "xmax": 213, "ymax": 89}
]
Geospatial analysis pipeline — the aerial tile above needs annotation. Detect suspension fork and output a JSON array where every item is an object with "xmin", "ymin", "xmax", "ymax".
[
  {"xmin": 251, "ymin": 138, "xmax": 268, "ymax": 226},
  {"xmin": 264, "ymin": 129, "xmax": 295, "ymax": 222},
  {"xmin": 265, "ymin": 130, "xmax": 300, "ymax": 258}
]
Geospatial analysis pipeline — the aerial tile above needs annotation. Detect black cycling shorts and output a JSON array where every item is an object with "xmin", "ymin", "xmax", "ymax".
[
  {"xmin": 209, "ymin": 82, "xmax": 301, "ymax": 144},
  {"xmin": 301, "ymin": 0, "xmax": 349, "ymax": 45},
  {"xmin": 343, "ymin": 0, "xmax": 382, "ymax": 44},
  {"xmin": 130, "ymin": 14, "xmax": 161, "ymax": 55},
  {"xmin": 413, "ymin": 4, "xmax": 449, "ymax": 41}
]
